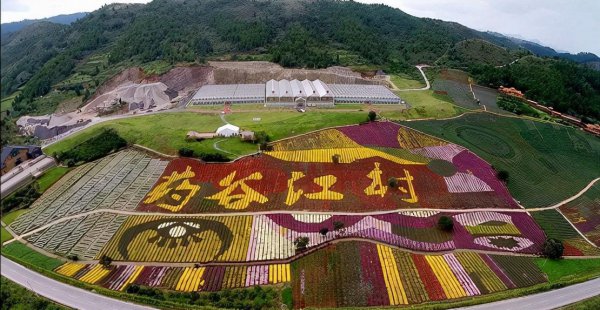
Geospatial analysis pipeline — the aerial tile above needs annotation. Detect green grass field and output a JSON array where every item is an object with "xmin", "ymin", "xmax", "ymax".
[
  {"xmin": 45, "ymin": 110, "xmax": 368, "ymax": 158},
  {"xmin": 390, "ymin": 90, "xmax": 464, "ymax": 120},
  {"xmin": 1, "ymin": 209, "xmax": 28, "ymax": 226},
  {"xmin": 1, "ymin": 242, "xmax": 63, "ymax": 270},
  {"xmin": 1, "ymin": 227, "xmax": 12, "ymax": 243},
  {"xmin": 36, "ymin": 167, "xmax": 71, "ymax": 193},
  {"xmin": 534, "ymin": 258, "xmax": 600, "ymax": 282},
  {"xmin": 561, "ymin": 295, "xmax": 600, "ymax": 310},
  {"xmin": 403, "ymin": 113, "xmax": 600, "ymax": 207},
  {"xmin": 390, "ymin": 74, "xmax": 425, "ymax": 89}
]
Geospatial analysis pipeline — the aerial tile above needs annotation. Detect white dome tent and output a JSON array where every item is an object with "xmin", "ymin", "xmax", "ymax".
[{"xmin": 216, "ymin": 124, "xmax": 240, "ymax": 137}]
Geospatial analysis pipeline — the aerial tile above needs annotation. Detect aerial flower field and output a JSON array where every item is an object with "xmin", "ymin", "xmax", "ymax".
[
  {"xmin": 137, "ymin": 122, "xmax": 519, "ymax": 213},
  {"xmin": 291, "ymin": 241, "xmax": 547, "ymax": 308},
  {"xmin": 55, "ymin": 262, "xmax": 290, "ymax": 292},
  {"xmin": 53, "ymin": 241, "xmax": 547, "ymax": 308},
  {"xmin": 96, "ymin": 211, "xmax": 545, "ymax": 263},
  {"xmin": 8, "ymin": 121, "xmax": 597, "ymax": 308},
  {"xmin": 558, "ymin": 183, "xmax": 600, "ymax": 246}
]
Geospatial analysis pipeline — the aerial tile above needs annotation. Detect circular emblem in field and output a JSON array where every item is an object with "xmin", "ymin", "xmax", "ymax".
[
  {"xmin": 455, "ymin": 126, "xmax": 515, "ymax": 159},
  {"xmin": 427, "ymin": 159, "xmax": 457, "ymax": 177}
]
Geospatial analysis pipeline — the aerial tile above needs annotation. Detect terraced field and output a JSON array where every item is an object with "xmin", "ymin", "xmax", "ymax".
[
  {"xmin": 532, "ymin": 210, "xmax": 600, "ymax": 256},
  {"xmin": 9, "ymin": 150, "xmax": 168, "ymax": 258},
  {"xmin": 432, "ymin": 79, "xmax": 480, "ymax": 110},
  {"xmin": 471, "ymin": 85, "xmax": 509, "ymax": 115},
  {"xmin": 403, "ymin": 113, "xmax": 600, "ymax": 207},
  {"xmin": 96, "ymin": 211, "xmax": 546, "ymax": 263},
  {"xmin": 291, "ymin": 241, "xmax": 546, "ymax": 308},
  {"xmin": 559, "ymin": 183, "xmax": 600, "ymax": 246},
  {"xmin": 56, "ymin": 262, "xmax": 290, "ymax": 292},
  {"xmin": 6, "ymin": 121, "xmax": 599, "ymax": 308},
  {"xmin": 52, "ymin": 241, "xmax": 550, "ymax": 308}
]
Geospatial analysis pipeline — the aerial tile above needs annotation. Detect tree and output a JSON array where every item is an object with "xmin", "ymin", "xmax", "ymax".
[
  {"xmin": 179, "ymin": 148, "xmax": 195, "ymax": 157},
  {"xmin": 254, "ymin": 131, "xmax": 270, "ymax": 144},
  {"xmin": 99, "ymin": 254, "xmax": 112, "ymax": 267},
  {"xmin": 319, "ymin": 227, "xmax": 329, "ymax": 235},
  {"xmin": 437, "ymin": 216, "xmax": 454, "ymax": 232},
  {"xmin": 388, "ymin": 177, "xmax": 398, "ymax": 188},
  {"xmin": 293, "ymin": 237, "xmax": 310, "ymax": 251},
  {"xmin": 542, "ymin": 238, "xmax": 564, "ymax": 259},
  {"xmin": 368, "ymin": 111, "xmax": 377, "ymax": 122},
  {"xmin": 497, "ymin": 170, "xmax": 509, "ymax": 183}
]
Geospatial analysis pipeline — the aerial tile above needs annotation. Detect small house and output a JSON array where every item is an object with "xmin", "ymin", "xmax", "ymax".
[{"xmin": 240, "ymin": 131, "xmax": 255, "ymax": 142}]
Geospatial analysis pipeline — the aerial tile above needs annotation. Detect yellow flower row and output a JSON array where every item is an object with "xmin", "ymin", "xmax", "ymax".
[
  {"xmin": 397, "ymin": 127, "xmax": 445, "ymax": 149},
  {"xmin": 377, "ymin": 244, "xmax": 408, "ymax": 305},
  {"xmin": 424, "ymin": 255, "xmax": 467, "ymax": 299},
  {"xmin": 455, "ymin": 252, "xmax": 506, "ymax": 293},
  {"xmin": 175, "ymin": 267, "xmax": 206, "ymax": 292},
  {"xmin": 55, "ymin": 263, "xmax": 86, "ymax": 277},
  {"xmin": 465, "ymin": 223, "xmax": 521, "ymax": 236},
  {"xmin": 79, "ymin": 264, "xmax": 111, "ymax": 284},
  {"xmin": 119, "ymin": 266, "xmax": 145, "ymax": 291},
  {"xmin": 266, "ymin": 147, "xmax": 424, "ymax": 165},
  {"xmin": 271, "ymin": 129, "xmax": 363, "ymax": 151},
  {"xmin": 268, "ymin": 264, "xmax": 291, "ymax": 284}
]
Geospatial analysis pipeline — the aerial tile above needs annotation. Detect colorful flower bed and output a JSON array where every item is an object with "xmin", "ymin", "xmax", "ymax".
[
  {"xmin": 532, "ymin": 210, "xmax": 600, "ymax": 256},
  {"xmin": 137, "ymin": 122, "xmax": 518, "ymax": 214},
  {"xmin": 558, "ymin": 184, "xmax": 600, "ymax": 246},
  {"xmin": 54, "ymin": 263, "xmax": 290, "ymax": 292},
  {"xmin": 291, "ymin": 241, "xmax": 547, "ymax": 308},
  {"xmin": 97, "ymin": 211, "xmax": 545, "ymax": 263}
]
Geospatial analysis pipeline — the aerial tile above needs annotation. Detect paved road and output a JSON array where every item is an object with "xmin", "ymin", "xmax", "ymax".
[
  {"xmin": 458, "ymin": 277, "xmax": 600, "ymax": 310},
  {"xmin": 397, "ymin": 65, "xmax": 431, "ymax": 91},
  {"xmin": 1, "ymin": 256, "xmax": 155, "ymax": 310}
]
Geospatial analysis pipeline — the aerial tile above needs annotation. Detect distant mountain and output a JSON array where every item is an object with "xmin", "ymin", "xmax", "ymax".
[
  {"xmin": 1, "ymin": 12, "xmax": 87, "ymax": 35},
  {"xmin": 485, "ymin": 31, "xmax": 600, "ymax": 64}
]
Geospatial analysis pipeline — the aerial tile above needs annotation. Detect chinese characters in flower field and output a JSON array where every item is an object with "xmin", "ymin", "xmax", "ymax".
[
  {"xmin": 145, "ymin": 162, "xmax": 419, "ymax": 212},
  {"xmin": 144, "ymin": 166, "xmax": 201, "ymax": 212}
]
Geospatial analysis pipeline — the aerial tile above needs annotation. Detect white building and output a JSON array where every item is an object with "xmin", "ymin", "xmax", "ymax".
[
  {"xmin": 216, "ymin": 124, "xmax": 240, "ymax": 137},
  {"xmin": 191, "ymin": 79, "xmax": 401, "ymax": 108},
  {"xmin": 190, "ymin": 84, "xmax": 265, "ymax": 105}
]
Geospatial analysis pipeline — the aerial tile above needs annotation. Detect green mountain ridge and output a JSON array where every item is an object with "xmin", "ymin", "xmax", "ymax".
[{"xmin": 2, "ymin": 0, "xmax": 599, "ymax": 121}]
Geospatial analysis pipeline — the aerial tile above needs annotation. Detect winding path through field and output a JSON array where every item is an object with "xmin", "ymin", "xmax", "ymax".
[
  {"xmin": 396, "ymin": 65, "xmax": 431, "ymax": 91},
  {"xmin": 212, "ymin": 139, "xmax": 237, "ymax": 156},
  {"xmin": 4, "ymin": 178, "xmax": 599, "ymax": 250}
]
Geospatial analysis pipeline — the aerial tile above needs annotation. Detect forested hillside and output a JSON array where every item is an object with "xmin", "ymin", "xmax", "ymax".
[
  {"xmin": 471, "ymin": 56, "xmax": 600, "ymax": 120},
  {"xmin": 2, "ymin": 0, "xmax": 599, "ymax": 120},
  {"xmin": 1, "ymin": 22, "xmax": 69, "ymax": 96}
]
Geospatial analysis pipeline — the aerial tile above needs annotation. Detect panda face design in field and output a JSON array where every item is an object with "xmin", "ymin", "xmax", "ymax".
[{"xmin": 117, "ymin": 218, "xmax": 233, "ymax": 261}]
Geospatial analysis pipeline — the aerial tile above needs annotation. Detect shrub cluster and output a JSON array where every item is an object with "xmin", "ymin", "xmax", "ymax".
[
  {"xmin": 54, "ymin": 129, "xmax": 127, "ymax": 165},
  {"xmin": 1, "ymin": 184, "xmax": 40, "ymax": 213},
  {"xmin": 126, "ymin": 284, "xmax": 279, "ymax": 310},
  {"xmin": 178, "ymin": 148, "xmax": 230, "ymax": 162}
]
